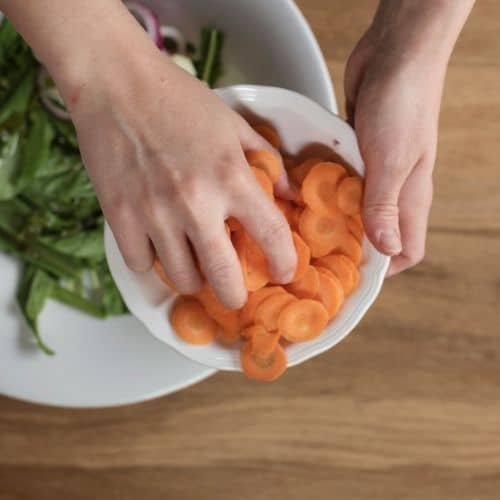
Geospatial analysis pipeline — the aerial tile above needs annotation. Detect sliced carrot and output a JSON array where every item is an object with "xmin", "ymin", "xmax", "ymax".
[
  {"xmin": 153, "ymin": 258, "xmax": 179, "ymax": 293},
  {"xmin": 254, "ymin": 292, "xmax": 296, "ymax": 332},
  {"xmin": 275, "ymin": 199, "xmax": 295, "ymax": 226},
  {"xmin": 291, "ymin": 231, "xmax": 311, "ymax": 282},
  {"xmin": 195, "ymin": 282, "xmax": 242, "ymax": 334},
  {"xmin": 216, "ymin": 328, "xmax": 241, "ymax": 346},
  {"xmin": 170, "ymin": 297, "xmax": 217, "ymax": 345},
  {"xmin": 247, "ymin": 150, "xmax": 281, "ymax": 184},
  {"xmin": 289, "ymin": 205, "xmax": 302, "ymax": 230},
  {"xmin": 241, "ymin": 323, "xmax": 263, "ymax": 340},
  {"xmin": 251, "ymin": 166, "xmax": 274, "ymax": 199},
  {"xmin": 248, "ymin": 324, "xmax": 281, "ymax": 358},
  {"xmin": 313, "ymin": 254, "xmax": 357, "ymax": 296},
  {"xmin": 278, "ymin": 299, "xmax": 329, "ymax": 342},
  {"xmin": 235, "ymin": 230, "xmax": 270, "ymax": 292},
  {"xmin": 253, "ymin": 124, "xmax": 281, "ymax": 150},
  {"xmin": 346, "ymin": 214, "xmax": 364, "ymax": 242},
  {"xmin": 283, "ymin": 155, "xmax": 296, "ymax": 172},
  {"xmin": 298, "ymin": 207, "xmax": 348, "ymax": 258},
  {"xmin": 241, "ymin": 341, "xmax": 287, "ymax": 381},
  {"xmin": 285, "ymin": 264, "xmax": 320, "ymax": 299},
  {"xmin": 290, "ymin": 157, "xmax": 323, "ymax": 185},
  {"xmin": 335, "ymin": 232, "xmax": 362, "ymax": 266},
  {"xmin": 301, "ymin": 162, "xmax": 347, "ymax": 215},
  {"xmin": 226, "ymin": 216, "xmax": 243, "ymax": 233},
  {"xmin": 336, "ymin": 175, "xmax": 364, "ymax": 215},
  {"xmin": 240, "ymin": 286, "xmax": 286, "ymax": 327},
  {"xmin": 315, "ymin": 268, "xmax": 345, "ymax": 318}
]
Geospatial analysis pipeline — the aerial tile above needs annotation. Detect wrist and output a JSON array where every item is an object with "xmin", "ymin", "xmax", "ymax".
[{"xmin": 369, "ymin": 0, "xmax": 474, "ymax": 68}]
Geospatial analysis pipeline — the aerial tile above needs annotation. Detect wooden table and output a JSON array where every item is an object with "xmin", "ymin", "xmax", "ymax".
[{"xmin": 1, "ymin": 2, "xmax": 499, "ymax": 499}]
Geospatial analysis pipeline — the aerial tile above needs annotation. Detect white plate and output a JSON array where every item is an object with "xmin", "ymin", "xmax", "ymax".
[
  {"xmin": 107, "ymin": 85, "xmax": 390, "ymax": 372},
  {"xmin": 0, "ymin": 1, "xmax": 336, "ymax": 407}
]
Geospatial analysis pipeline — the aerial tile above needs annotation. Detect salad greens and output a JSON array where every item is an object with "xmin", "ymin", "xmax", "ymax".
[{"xmin": 0, "ymin": 18, "xmax": 224, "ymax": 353}]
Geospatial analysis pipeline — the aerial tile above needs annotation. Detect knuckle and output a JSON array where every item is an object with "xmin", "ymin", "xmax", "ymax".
[
  {"xmin": 123, "ymin": 251, "xmax": 152, "ymax": 273},
  {"xmin": 205, "ymin": 256, "xmax": 235, "ymax": 282},
  {"xmin": 140, "ymin": 193, "xmax": 165, "ymax": 223},
  {"xmin": 260, "ymin": 214, "xmax": 290, "ymax": 248},
  {"xmin": 168, "ymin": 267, "xmax": 199, "ymax": 293},
  {"xmin": 364, "ymin": 202, "xmax": 399, "ymax": 221}
]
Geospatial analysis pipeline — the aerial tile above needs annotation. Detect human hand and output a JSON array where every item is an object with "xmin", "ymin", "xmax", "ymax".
[
  {"xmin": 345, "ymin": 0, "xmax": 473, "ymax": 276},
  {"xmin": 56, "ymin": 10, "xmax": 296, "ymax": 309}
]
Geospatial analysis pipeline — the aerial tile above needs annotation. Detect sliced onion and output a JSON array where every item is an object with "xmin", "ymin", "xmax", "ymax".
[
  {"xmin": 125, "ymin": 1, "xmax": 163, "ymax": 49},
  {"xmin": 170, "ymin": 54, "xmax": 197, "ymax": 77},
  {"xmin": 37, "ymin": 67, "xmax": 71, "ymax": 121},
  {"xmin": 160, "ymin": 25, "xmax": 187, "ymax": 54}
]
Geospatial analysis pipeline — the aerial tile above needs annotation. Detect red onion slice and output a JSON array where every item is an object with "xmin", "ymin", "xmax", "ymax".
[
  {"xmin": 160, "ymin": 25, "xmax": 187, "ymax": 54},
  {"xmin": 124, "ymin": 1, "xmax": 163, "ymax": 49}
]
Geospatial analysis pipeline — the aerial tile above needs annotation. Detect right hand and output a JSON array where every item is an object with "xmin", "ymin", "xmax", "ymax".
[{"xmin": 57, "ymin": 15, "xmax": 297, "ymax": 310}]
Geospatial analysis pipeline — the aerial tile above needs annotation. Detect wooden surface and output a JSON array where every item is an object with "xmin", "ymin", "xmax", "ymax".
[{"xmin": 1, "ymin": 2, "xmax": 500, "ymax": 499}]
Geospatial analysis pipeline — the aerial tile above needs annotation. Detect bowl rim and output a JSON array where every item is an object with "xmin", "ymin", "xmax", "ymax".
[{"xmin": 105, "ymin": 84, "xmax": 390, "ymax": 372}]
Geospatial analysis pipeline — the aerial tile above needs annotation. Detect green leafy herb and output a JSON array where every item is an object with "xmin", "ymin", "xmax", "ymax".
[
  {"xmin": 196, "ymin": 28, "xmax": 224, "ymax": 87},
  {"xmin": 0, "ymin": 19, "xmax": 221, "ymax": 354}
]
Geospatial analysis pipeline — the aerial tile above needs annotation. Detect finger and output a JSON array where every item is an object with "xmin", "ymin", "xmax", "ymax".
[
  {"xmin": 188, "ymin": 221, "xmax": 247, "ymax": 309},
  {"xmin": 362, "ymin": 150, "xmax": 411, "ymax": 257},
  {"xmin": 232, "ymin": 187, "xmax": 297, "ymax": 284},
  {"xmin": 238, "ymin": 118, "xmax": 297, "ymax": 201},
  {"xmin": 150, "ymin": 224, "xmax": 203, "ymax": 295},
  {"xmin": 107, "ymin": 207, "xmax": 155, "ymax": 272},
  {"xmin": 387, "ymin": 164, "xmax": 433, "ymax": 277}
]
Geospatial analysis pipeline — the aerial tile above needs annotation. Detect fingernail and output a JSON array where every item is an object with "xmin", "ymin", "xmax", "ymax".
[{"xmin": 378, "ymin": 230, "xmax": 402, "ymax": 256}]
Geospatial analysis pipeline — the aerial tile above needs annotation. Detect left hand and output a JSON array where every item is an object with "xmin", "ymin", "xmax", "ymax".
[{"xmin": 345, "ymin": 25, "xmax": 447, "ymax": 276}]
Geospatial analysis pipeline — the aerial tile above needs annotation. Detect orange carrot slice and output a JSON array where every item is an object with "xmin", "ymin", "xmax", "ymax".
[
  {"xmin": 298, "ymin": 207, "xmax": 348, "ymax": 258},
  {"xmin": 314, "ymin": 254, "xmax": 358, "ymax": 296},
  {"xmin": 240, "ymin": 286, "xmax": 286, "ymax": 327},
  {"xmin": 247, "ymin": 150, "xmax": 281, "ymax": 184},
  {"xmin": 170, "ymin": 297, "xmax": 217, "ymax": 345},
  {"xmin": 336, "ymin": 175, "xmax": 363, "ymax": 215},
  {"xmin": 251, "ymin": 166, "xmax": 274, "ymax": 199},
  {"xmin": 301, "ymin": 162, "xmax": 347, "ymax": 215},
  {"xmin": 290, "ymin": 157, "xmax": 324, "ymax": 185},
  {"xmin": 335, "ymin": 232, "xmax": 362, "ymax": 266},
  {"xmin": 291, "ymin": 231, "xmax": 311, "ymax": 282},
  {"xmin": 235, "ymin": 231, "xmax": 270, "ymax": 292},
  {"xmin": 346, "ymin": 214, "xmax": 364, "ymax": 242},
  {"xmin": 195, "ymin": 282, "xmax": 242, "ymax": 334},
  {"xmin": 241, "ymin": 341, "xmax": 287, "ymax": 381},
  {"xmin": 248, "ymin": 324, "xmax": 281, "ymax": 358},
  {"xmin": 153, "ymin": 258, "xmax": 179, "ymax": 293},
  {"xmin": 315, "ymin": 268, "xmax": 345, "ymax": 318},
  {"xmin": 253, "ymin": 124, "xmax": 281, "ymax": 150},
  {"xmin": 216, "ymin": 328, "xmax": 241, "ymax": 346},
  {"xmin": 275, "ymin": 199, "xmax": 295, "ymax": 227},
  {"xmin": 283, "ymin": 155, "xmax": 296, "ymax": 172},
  {"xmin": 278, "ymin": 299, "xmax": 329, "ymax": 342},
  {"xmin": 286, "ymin": 265, "xmax": 320, "ymax": 299},
  {"xmin": 254, "ymin": 292, "xmax": 296, "ymax": 332},
  {"xmin": 226, "ymin": 216, "xmax": 243, "ymax": 233}
]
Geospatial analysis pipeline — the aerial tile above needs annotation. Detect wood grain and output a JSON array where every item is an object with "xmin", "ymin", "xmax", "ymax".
[{"xmin": 2, "ymin": 2, "xmax": 500, "ymax": 499}]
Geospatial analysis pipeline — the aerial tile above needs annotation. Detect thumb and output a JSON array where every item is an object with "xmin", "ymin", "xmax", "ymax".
[{"xmin": 363, "ymin": 162, "xmax": 405, "ymax": 256}]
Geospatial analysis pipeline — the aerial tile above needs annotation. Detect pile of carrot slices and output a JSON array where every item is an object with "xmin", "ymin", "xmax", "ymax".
[{"xmin": 155, "ymin": 124, "xmax": 365, "ymax": 382}]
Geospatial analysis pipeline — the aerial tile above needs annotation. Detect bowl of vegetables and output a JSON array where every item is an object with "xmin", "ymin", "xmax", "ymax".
[{"xmin": 105, "ymin": 85, "xmax": 390, "ymax": 381}]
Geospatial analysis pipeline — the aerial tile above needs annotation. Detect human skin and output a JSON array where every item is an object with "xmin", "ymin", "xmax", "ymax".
[
  {"xmin": 344, "ymin": 0, "xmax": 475, "ymax": 275},
  {"xmin": 0, "ymin": 0, "xmax": 475, "ymax": 307}
]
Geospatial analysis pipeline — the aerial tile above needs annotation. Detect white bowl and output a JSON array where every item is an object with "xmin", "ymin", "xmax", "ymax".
[
  {"xmin": 144, "ymin": 0, "xmax": 336, "ymax": 111},
  {"xmin": 105, "ymin": 85, "xmax": 390, "ymax": 371}
]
